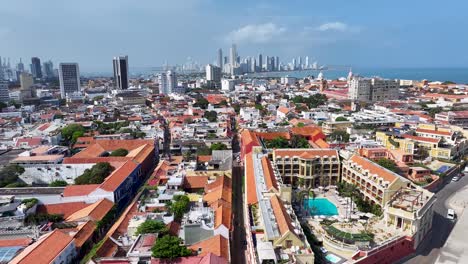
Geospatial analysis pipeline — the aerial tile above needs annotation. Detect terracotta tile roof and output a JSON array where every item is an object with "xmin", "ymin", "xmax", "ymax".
[
  {"xmin": 151, "ymin": 253, "xmax": 228, "ymax": 264},
  {"xmin": 274, "ymin": 149, "xmax": 338, "ymax": 159},
  {"xmin": 184, "ymin": 176, "xmax": 209, "ymax": 190},
  {"xmin": 63, "ymin": 184, "xmax": 100, "ymax": 197},
  {"xmin": 241, "ymin": 130, "xmax": 259, "ymax": 146},
  {"xmin": 313, "ymin": 138, "xmax": 330, "ymax": 148},
  {"xmin": 214, "ymin": 205, "xmax": 232, "ymax": 230},
  {"xmin": 0, "ymin": 238, "xmax": 32, "ymax": 247},
  {"xmin": 256, "ymin": 131, "xmax": 291, "ymax": 140},
  {"xmin": 166, "ymin": 221, "xmax": 181, "ymax": 236},
  {"xmin": 37, "ymin": 202, "xmax": 88, "ymax": 218},
  {"xmin": 66, "ymin": 198, "xmax": 114, "ymax": 222},
  {"xmin": 203, "ymin": 187, "xmax": 232, "ymax": 208},
  {"xmin": 270, "ymin": 195, "xmax": 295, "ymax": 236},
  {"xmin": 73, "ymin": 139, "xmax": 154, "ymax": 159},
  {"xmin": 277, "ymin": 106, "xmax": 290, "ymax": 115},
  {"xmin": 99, "ymin": 160, "xmax": 139, "ymax": 192},
  {"xmin": 197, "ymin": 155, "xmax": 212, "ymax": 163},
  {"xmin": 290, "ymin": 126, "xmax": 323, "ymax": 138},
  {"xmin": 261, "ymin": 157, "xmax": 279, "ymax": 191},
  {"xmin": 349, "ymin": 155, "xmax": 399, "ymax": 183},
  {"xmin": 245, "ymin": 154, "xmax": 258, "ymax": 205},
  {"xmin": 205, "ymin": 176, "xmax": 231, "ymax": 193},
  {"xmin": 71, "ymin": 221, "xmax": 96, "ymax": 248},
  {"xmin": 415, "ymin": 128, "xmax": 453, "ymax": 136},
  {"xmin": 10, "ymin": 230, "xmax": 74, "ymax": 264},
  {"xmin": 15, "ymin": 137, "xmax": 42, "ymax": 147},
  {"xmin": 402, "ymin": 134, "xmax": 440, "ymax": 143},
  {"xmin": 189, "ymin": 235, "xmax": 229, "ymax": 261}
]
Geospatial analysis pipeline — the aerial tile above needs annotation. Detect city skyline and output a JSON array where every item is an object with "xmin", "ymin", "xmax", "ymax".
[{"xmin": 1, "ymin": 0, "xmax": 467, "ymax": 72}]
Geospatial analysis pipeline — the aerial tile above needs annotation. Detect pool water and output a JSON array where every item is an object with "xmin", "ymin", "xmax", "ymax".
[
  {"xmin": 326, "ymin": 253, "xmax": 341, "ymax": 263},
  {"xmin": 303, "ymin": 198, "xmax": 338, "ymax": 216}
]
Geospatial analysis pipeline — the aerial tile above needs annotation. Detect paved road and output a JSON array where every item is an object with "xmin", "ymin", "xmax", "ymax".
[{"xmin": 404, "ymin": 174, "xmax": 468, "ymax": 264}]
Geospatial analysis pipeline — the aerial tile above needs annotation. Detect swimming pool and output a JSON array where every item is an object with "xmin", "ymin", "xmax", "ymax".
[
  {"xmin": 303, "ymin": 198, "xmax": 338, "ymax": 216},
  {"xmin": 326, "ymin": 253, "xmax": 341, "ymax": 263}
]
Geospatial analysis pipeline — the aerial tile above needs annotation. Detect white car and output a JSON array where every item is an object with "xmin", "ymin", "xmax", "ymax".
[
  {"xmin": 447, "ymin": 209, "xmax": 456, "ymax": 220},
  {"xmin": 320, "ymin": 247, "xmax": 328, "ymax": 254},
  {"xmin": 452, "ymin": 176, "xmax": 460, "ymax": 182}
]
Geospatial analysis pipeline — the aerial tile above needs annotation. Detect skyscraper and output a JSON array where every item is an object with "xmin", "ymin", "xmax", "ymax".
[
  {"xmin": 206, "ymin": 64, "xmax": 221, "ymax": 88},
  {"xmin": 0, "ymin": 81, "xmax": 10, "ymax": 103},
  {"xmin": 158, "ymin": 72, "xmax": 167, "ymax": 94},
  {"xmin": 305, "ymin": 56, "xmax": 309, "ymax": 69},
  {"xmin": 258, "ymin": 54, "xmax": 263, "ymax": 72},
  {"xmin": 167, "ymin": 70, "xmax": 176, "ymax": 93},
  {"xmin": 31, "ymin": 57, "xmax": 42, "ymax": 79},
  {"xmin": 251, "ymin": 58, "xmax": 257, "ymax": 73},
  {"xmin": 217, "ymin": 48, "xmax": 223, "ymax": 68},
  {"xmin": 43, "ymin": 60, "xmax": 54, "ymax": 79},
  {"xmin": 58, "ymin": 63, "xmax": 80, "ymax": 99},
  {"xmin": 113, "ymin": 56, "xmax": 129, "ymax": 90},
  {"xmin": 17, "ymin": 58, "xmax": 24, "ymax": 72},
  {"xmin": 275, "ymin": 56, "xmax": 279, "ymax": 71},
  {"xmin": 229, "ymin": 44, "xmax": 237, "ymax": 68}
]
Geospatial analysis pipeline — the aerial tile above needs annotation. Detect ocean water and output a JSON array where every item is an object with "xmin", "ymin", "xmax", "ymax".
[{"xmin": 247, "ymin": 67, "xmax": 468, "ymax": 84}]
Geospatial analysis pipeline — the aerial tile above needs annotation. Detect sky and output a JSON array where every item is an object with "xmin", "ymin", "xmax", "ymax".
[{"xmin": 1, "ymin": 0, "xmax": 467, "ymax": 72}]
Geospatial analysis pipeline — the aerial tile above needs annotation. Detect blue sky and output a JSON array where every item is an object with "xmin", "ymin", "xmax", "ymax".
[{"xmin": 0, "ymin": 0, "xmax": 467, "ymax": 72}]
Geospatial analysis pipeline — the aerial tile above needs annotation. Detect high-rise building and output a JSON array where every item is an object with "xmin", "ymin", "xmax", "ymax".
[
  {"xmin": 43, "ymin": 60, "xmax": 54, "ymax": 79},
  {"xmin": 167, "ymin": 70, "xmax": 176, "ymax": 93},
  {"xmin": 292, "ymin": 58, "xmax": 296, "ymax": 70},
  {"xmin": 275, "ymin": 56, "xmax": 279, "ymax": 71},
  {"xmin": 0, "ymin": 56, "xmax": 4, "ymax": 80},
  {"xmin": 113, "ymin": 56, "xmax": 129, "ymax": 90},
  {"xmin": 217, "ymin": 48, "xmax": 223, "ymax": 68},
  {"xmin": 251, "ymin": 58, "xmax": 257, "ymax": 73},
  {"xmin": 348, "ymin": 77, "xmax": 400, "ymax": 102},
  {"xmin": 298, "ymin": 56, "xmax": 302, "ymax": 70},
  {"xmin": 258, "ymin": 54, "xmax": 263, "ymax": 72},
  {"xmin": 31, "ymin": 57, "xmax": 42, "ymax": 79},
  {"xmin": 305, "ymin": 56, "xmax": 309, "ymax": 69},
  {"xmin": 17, "ymin": 58, "xmax": 25, "ymax": 73},
  {"xmin": 0, "ymin": 81, "xmax": 9, "ymax": 103},
  {"xmin": 58, "ymin": 63, "xmax": 80, "ymax": 99},
  {"xmin": 20, "ymin": 72, "xmax": 34, "ymax": 91},
  {"xmin": 158, "ymin": 72, "xmax": 167, "ymax": 94},
  {"xmin": 229, "ymin": 44, "xmax": 237, "ymax": 68},
  {"xmin": 206, "ymin": 64, "xmax": 221, "ymax": 88},
  {"xmin": 159, "ymin": 70, "xmax": 177, "ymax": 94}
]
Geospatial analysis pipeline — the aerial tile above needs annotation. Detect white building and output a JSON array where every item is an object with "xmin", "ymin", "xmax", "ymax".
[
  {"xmin": 206, "ymin": 64, "xmax": 221, "ymax": 85},
  {"xmin": 58, "ymin": 63, "xmax": 80, "ymax": 99},
  {"xmin": 348, "ymin": 77, "xmax": 399, "ymax": 102},
  {"xmin": 280, "ymin": 76, "xmax": 296, "ymax": 85},
  {"xmin": 221, "ymin": 79, "xmax": 235, "ymax": 91},
  {"xmin": 240, "ymin": 107, "xmax": 261, "ymax": 122}
]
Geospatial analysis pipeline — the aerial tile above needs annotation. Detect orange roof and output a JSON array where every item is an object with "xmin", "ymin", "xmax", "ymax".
[
  {"xmin": 402, "ymin": 134, "xmax": 440, "ymax": 143},
  {"xmin": 189, "ymin": 235, "xmax": 229, "ymax": 261},
  {"xmin": 73, "ymin": 139, "xmax": 154, "ymax": 159},
  {"xmin": 203, "ymin": 187, "xmax": 232, "ymax": 208},
  {"xmin": 10, "ymin": 230, "xmax": 74, "ymax": 264},
  {"xmin": 261, "ymin": 157, "xmax": 279, "ymax": 191},
  {"xmin": 99, "ymin": 160, "xmax": 139, "ymax": 192},
  {"xmin": 0, "ymin": 238, "xmax": 32, "ymax": 247},
  {"xmin": 37, "ymin": 202, "xmax": 88, "ymax": 218},
  {"xmin": 277, "ymin": 106, "xmax": 290, "ymax": 115},
  {"xmin": 184, "ymin": 176, "xmax": 209, "ymax": 189},
  {"xmin": 274, "ymin": 149, "xmax": 338, "ymax": 159},
  {"xmin": 245, "ymin": 154, "xmax": 258, "ymax": 205},
  {"xmin": 71, "ymin": 221, "xmax": 97, "ymax": 248},
  {"xmin": 63, "ymin": 184, "xmax": 100, "ymax": 197},
  {"xmin": 214, "ymin": 205, "xmax": 232, "ymax": 230},
  {"xmin": 314, "ymin": 138, "xmax": 330, "ymax": 148},
  {"xmin": 415, "ymin": 128, "xmax": 452, "ymax": 136},
  {"xmin": 198, "ymin": 155, "xmax": 212, "ymax": 163},
  {"xmin": 205, "ymin": 176, "xmax": 231, "ymax": 193},
  {"xmin": 290, "ymin": 126, "xmax": 322, "ymax": 137},
  {"xmin": 270, "ymin": 195, "xmax": 295, "ymax": 236},
  {"xmin": 256, "ymin": 131, "xmax": 291, "ymax": 140},
  {"xmin": 66, "ymin": 198, "xmax": 114, "ymax": 222},
  {"xmin": 349, "ymin": 155, "xmax": 399, "ymax": 183}
]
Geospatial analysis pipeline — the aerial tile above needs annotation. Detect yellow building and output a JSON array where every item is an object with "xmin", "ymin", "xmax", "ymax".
[
  {"xmin": 342, "ymin": 155, "xmax": 411, "ymax": 207},
  {"xmin": 272, "ymin": 149, "xmax": 340, "ymax": 188}
]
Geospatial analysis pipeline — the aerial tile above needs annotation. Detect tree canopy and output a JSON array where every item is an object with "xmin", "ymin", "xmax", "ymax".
[
  {"xmin": 265, "ymin": 137, "xmax": 289, "ymax": 149},
  {"xmin": 109, "ymin": 148, "xmax": 129, "ymax": 157},
  {"xmin": 49, "ymin": 180, "xmax": 68, "ymax": 187},
  {"xmin": 210, "ymin": 143, "xmax": 228, "ymax": 151},
  {"xmin": 376, "ymin": 158, "xmax": 399, "ymax": 173},
  {"xmin": 136, "ymin": 220, "xmax": 168, "ymax": 235},
  {"xmin": 61, "ymin": 124, "xmax": 85, "ymax": 145},
  {"xmin": 204, "ymin": 110, "xmax": 218, "ymax": 122},
  {"xmin": 291, "ymin": 94, "xmax": 328, "ymax": 109},
  {"xmin": 169, "ymin": 195, "xmax": 190, "ymax": 220},
  {"xmin": 0, "ymin": 164, "xmax": 25, "ymax": 187},
  {"xmin": 327, "ymin": 130, "xmax": 350, "ymax": 143},
  {"xmin": 193, "ymin": 98, "xmax": 209, "ymax": 109},
  {"xmin": 74, "ymin": 162, "xmax": 114, "ymax": 185},
  {"xmin": 151, "ymin": 235, "xmax": 192, "ymax": 259},
  {"xmin": 265, "ymin": 136, "xmax": 310, "ymax": 149},
  {"xmin": 335, "ymin": 116, "xmax": 349, "ymax": 122}
]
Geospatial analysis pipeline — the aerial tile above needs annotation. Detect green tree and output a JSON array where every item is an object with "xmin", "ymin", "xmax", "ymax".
[
  {"xmin": 136, "ymin": 220, "xmax": 168, "ymax": 235},
  {"xmin": 109, "ymin": 148, "xmax": 129, "ymax": 157},
  {"xmin": 194, "ymin": 98, "xmax": 209, "ymax": 109},
  {"xmin": 151, "ymin": 235, "xmax": 192, "ymax": 259},
  {"xmin": 0, "ymin": 164, "xmax": 25, "ymax": 187},
  {"xmin": 219, "ymin": 100, "xmax": 228, "ymax": 106},
  {"xmin": 291, "ymin": 135, "xmax": 310, "ymax": 148},
  {"xmin": 75, "ymin": 162, "xmax": 114, "ymax": 185},
  {"xmin": 376, "ymin": 158, "xmax": 399, "ymax": 173},
  {"xmin": 204, "ymin": 111, "xmax": 218, "ymax": 122},
  {"xmin": 49, "ymin": 180, "xmax": 68, "ymax": 187},
  {"xmin": 0, "ymin": 102, "xmax": 7, "ymax": 110},
  {"xmin": 197, "ymin": 145, "xmax": 212, "ymax": 155},
  {"xmin": 297, "ymin": 122, "xmax": 305, "ymax": 128},
  {"xmin": 291, "ymin": 94, "xmax": 328, "ymax": 109},
  {"xmin": 210, "ymin": 143, "xmax": 228, "ymax": 151},
  {"xmin": 327, "ymin": 130, "xmax": 350, "ymax": 143},
  {"xmin": 170, "ymin": 195, "xmax": 190, "ymax": 220},
  {"xmin": 265, "ymin": 137, "xmax": 289, "ymax": 148},
  {"xmin": 335, "ymin": 116, "xmax": 349, "ymax": 122},
  {"xmin": 61, "ymin": 124, "xmax": 85, "ymax": 144}
]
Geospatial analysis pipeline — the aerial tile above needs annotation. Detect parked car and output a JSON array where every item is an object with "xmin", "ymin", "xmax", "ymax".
[
  {"xmin": 447, "ymin": 209, "xmax": 456, "ymax": 220},
  {"xmin": 320, "ymin": 247, "xmax": 328, "ymax": 254},
  {"xmin": 452, "ymin": 176, "xmax": 460, "ymax": 182}
]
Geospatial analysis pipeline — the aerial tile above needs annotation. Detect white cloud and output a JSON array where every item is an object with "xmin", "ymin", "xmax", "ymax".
[
  {"xmin": 317, "ymin": 22, "xmax": 354, "ymax": 32},
  {"xmin": 225, "ymin": 23, "xmax": 286, "ymax": 44}
]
